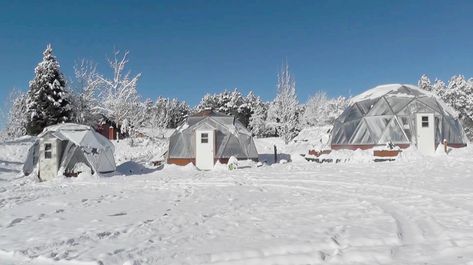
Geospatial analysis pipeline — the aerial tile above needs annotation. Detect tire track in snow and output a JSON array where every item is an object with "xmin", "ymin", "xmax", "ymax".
[
  {"xmin": 254, "ymin": 177, "xmax": 473, "ymax": 228},
  {"xmin": 258, "ymin": 183, "xmax": 427, "ymax": 240},
  {"xmin": 219, "ymin": 178, "xmax": 457, "ymax": 264}
]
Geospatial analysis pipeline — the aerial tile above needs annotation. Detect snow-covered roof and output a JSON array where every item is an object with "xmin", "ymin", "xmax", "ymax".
[
  {"xmin": 350, "ymin": 84, "xmax": 457, "ymax": 117},
  {"xmin": 39, "ymin": 123, "xmax": 114, "ymax": 151},
  {"xmin": 351, "ymin": 84, "xmax": 425, "ymax": 103}
]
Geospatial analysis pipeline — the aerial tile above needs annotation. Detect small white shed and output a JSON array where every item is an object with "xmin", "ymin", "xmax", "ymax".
[{"xmin": 23, "ymin": 123, "xmax": 116, "ymax": 181}]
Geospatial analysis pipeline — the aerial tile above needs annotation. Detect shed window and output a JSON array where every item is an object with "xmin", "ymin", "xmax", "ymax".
[
  {"xmin": 44, "ymin": 143, "xmax": 52, "ymax": 159},
  {"xmin": 422, "ymin": 116, "xmax": 429, "ymax": 128},
  {"xmin": 201, "ymin": 133, "xmax": 209, "ymax": 143}
]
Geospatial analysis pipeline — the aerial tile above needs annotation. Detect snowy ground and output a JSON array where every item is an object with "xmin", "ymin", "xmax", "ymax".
[{"xmin": 2, "ymin": 136, "xmax": 473, "ymax": 264}]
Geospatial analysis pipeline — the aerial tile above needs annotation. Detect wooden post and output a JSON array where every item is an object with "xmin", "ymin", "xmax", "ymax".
[
  {"xmin": 108, "ymin": 126, "xmax": 114, "ymax": 140},
  {"xmin": 273, "ymin": 145, "xmax": 278, "ymax": 163},
  {"xmin": 443, "ymin": 139, "xmax": 448, "ymax": 154}
]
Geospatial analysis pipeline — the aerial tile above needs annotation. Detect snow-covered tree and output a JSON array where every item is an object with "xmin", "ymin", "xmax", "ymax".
[
  {"xmin": 153, "ymin": 97, "xmax": 173, "ymax": 129},
  {"xmin": 137, "ymin": 98, "xmax": 154, "ymax": 128},
  {"xmin": 266, "ymin": 63, "xmax": 300, "ymax": 144},
  {"xmin": 418, "ymin": 74, "xmax": 432, "ymax": 91},
  {"xmin": 71, "ymin": 60, "xmax": 101, "ymax": 125},
  {"xmin": 196, "ymin": 89, "xmax": 258, "ymax": 128},
  {"xmin": 443, "ymin": 75, "xmax": 473, "ymax": 139},
  {"xmin": 97, "ymin": 50, "xmax": 141, "ymax": 133},
  {"xmin": 301, "ymin": 91, "xmax": 329, "ymax": 127},
  {"xmin": 443, "ymin": 75, "xmax": 469, "ymax": 106},
  {"xmin": 432, "ymin": 78, "xmax": 446, "ymax": 96},
  {"xmin": 168, "ymin": 99, "xmax": 190, "ymax": 128},
  {"xmin": 330, "ymin": 96, "xmax": 349, "ymax": 121},
  {"xmin": 144, "ymin": 97, "xmax": 189, "ymax": 129},
  {"xmin": 417, "ymin": 74, "xmax": 473, "ymax": 140},
  {"xmin": 2, "ymin": 90, "xmax": 28, "ymax": 139},
  {"xmin": 244, "ymin": 91, "xmax": 268, "ymax": 136},
  {"xmin": 248, "ymin": 101, "xmax": 268, "ymax": 137},
  {"xmin": 301, "ymin": 92, "xmax": 348, "ymax": 128},
  {"xmin": 25, "ymin": 44, "xmax": 73, "ymax": 135}
]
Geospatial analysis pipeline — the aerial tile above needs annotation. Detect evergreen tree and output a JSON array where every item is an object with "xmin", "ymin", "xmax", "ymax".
[
  {"xmin": 196, "ymin": 89, "xmax": 257, "ymax": 128},
  {"xmin": 143, "ymin": 97, "xmax": 189, "ymax": 129},
  {"xmin": 432, "ymin": 79, "xmax": 446, "ymax": 96},
  {"xmin": 418, "ymin": 74, "xmax": 432, "ymax": 91},
  {"xmin": 246, "ymin": 91, "xmax": 268, "ymax": 136},
  {"xmin": 444, "ymin": 75, "xmax": 473, "ymax": 140},
  {"xmin": 168, "ymin": 99, "xmax": 190, "ymax": 128},
  {"xmin": 418, "ymin": 74, "xmax": 473, "ymax": 140},
  {"xmin": 249, "ymin": 102, "xmax": 267, "ymax": 137},
  {"xmin": 25, "ymin": 44, "xmax": 72, "ymax": 135}
]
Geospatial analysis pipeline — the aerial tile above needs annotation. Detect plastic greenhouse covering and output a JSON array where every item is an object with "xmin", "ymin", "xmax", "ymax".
[
  {"xmin": 331, "ymin": 84, "xmax": 468, "ymax": 148},
  {"xmin": 23, "ymin": 123, "xmax": 116, "ymax": 176},
  {"xmin": 168, "ymin": 111, "xmax": 259, "ymax": 160}
]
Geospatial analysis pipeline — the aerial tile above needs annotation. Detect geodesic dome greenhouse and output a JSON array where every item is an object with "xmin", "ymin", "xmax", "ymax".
[
  {"xmin": 23, "ymin": 123, "xmax": 116, "ymax": 180},
  {"xmin": 167, "ymin": 110, "xmax": 259, "ymax": 166},
  {"xmin": 330, "ymin": 84, "xmax": 468, "ymax": 150}
]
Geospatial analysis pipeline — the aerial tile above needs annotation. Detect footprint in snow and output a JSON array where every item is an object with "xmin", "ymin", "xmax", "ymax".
[
  {"xmin": 97, "ymin": 231, "xmax": 121, "ymax": 239},
  {"xmin": 109, "ymin": 212, "xmax": 127, "ymax": 217},
  {"xmin": 7, "ymin": 217, "xmax": 25, "ymax": 227}
]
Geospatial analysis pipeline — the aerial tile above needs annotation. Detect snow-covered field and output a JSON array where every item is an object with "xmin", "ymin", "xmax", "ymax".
[{"xmin": 2, "ymin": 136, "xmax": 473, "ymax": 265}]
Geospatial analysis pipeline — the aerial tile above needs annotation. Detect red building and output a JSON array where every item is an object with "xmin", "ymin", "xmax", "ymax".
[{"xmin": 94, "ymin": 115, "xmax": 127, "ymax": 140}]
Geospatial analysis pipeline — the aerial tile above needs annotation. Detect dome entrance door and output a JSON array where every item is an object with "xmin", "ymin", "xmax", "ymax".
[{"xmin": 416, "ymin": 113, "xmax": 435, "ymax": 155}]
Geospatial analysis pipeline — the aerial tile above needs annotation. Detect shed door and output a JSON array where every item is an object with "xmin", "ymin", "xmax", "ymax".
[
  {"xmin": 195, "ymin": 130, "xmax": 215, "ymax": 170},
  {"xmin": 416, "ymin": 113, "xmax": 435, "ymax": 155},
  {"xmin": 39, "ymin": 138, "xmax": 61, "ymax": 181}
]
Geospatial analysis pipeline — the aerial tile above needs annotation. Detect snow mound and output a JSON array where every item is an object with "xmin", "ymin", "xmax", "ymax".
[
  {"xmin": 292, "ymin": 126, "xmax": 332, "ymax": 151},
  {"xmin": 117, "ymin": 161, "xmax": 156, "ymax": 175}
]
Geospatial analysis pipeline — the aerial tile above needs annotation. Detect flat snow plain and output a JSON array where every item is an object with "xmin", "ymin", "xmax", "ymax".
[{"xmin": 1, "ymin": 137, "xmax": 473, "ymax": 265}]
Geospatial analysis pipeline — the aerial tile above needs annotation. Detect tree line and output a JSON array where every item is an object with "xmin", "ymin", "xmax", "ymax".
[
  {"xmin": 1, "ymin": 45, "xmax": 348, "ymax": 143},
  {"xmin": 418, "ymin": 74, "xmax": 473, "ymax": 140},
  {"xmin": 4, "ymin": 45, "xmax": 472, "ymax": 144}
]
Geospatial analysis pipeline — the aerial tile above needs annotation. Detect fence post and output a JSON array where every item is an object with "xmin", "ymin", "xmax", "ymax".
[{"xmin": 274, "ymin": 145, "xmax": 278, "ymax": 163}]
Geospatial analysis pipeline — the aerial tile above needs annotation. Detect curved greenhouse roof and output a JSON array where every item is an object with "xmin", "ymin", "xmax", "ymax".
[
  {"xmin": 330, "ymin": 84, "xmax": 468, "ymax": 150},
  {"xmin": 167, "ymin": 110, "xmax": 259, "ymax": 165}
]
